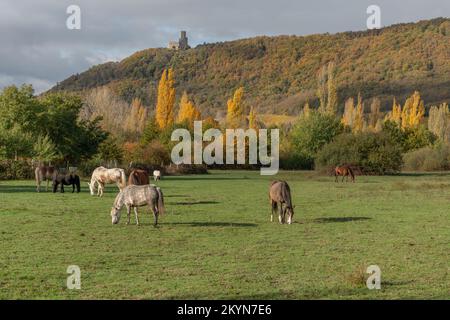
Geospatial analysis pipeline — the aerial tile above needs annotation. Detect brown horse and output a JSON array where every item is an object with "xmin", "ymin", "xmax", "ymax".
[
  {"xmin": 35, "ymin": 166, "xmax": 58, "ymax": 192},
  {"xmin": 334, "ymin": 165, "xmax": 355, "ymax": 183},
  {"xmin": 269, "ymin": 180, "xmax": 294, "ymax": 224},
  {"xmin": 128, "ymin": 169, "xmax": 149, "ymax": 186}
]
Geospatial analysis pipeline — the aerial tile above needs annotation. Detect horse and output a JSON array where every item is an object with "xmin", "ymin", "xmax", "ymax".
[
  {"xmin": 153, "ymin": 170, "xmax": 161, "ymax": 181},
  {"xmin": 128, "ymin": 169, "xmax": 149, "ymax": 186},
  {"xmin": 88, "ymin": 166, "xmax": 126, "ymax": 197},
  {"xmin": 52, "ymin": 173, "xmax": 81, "ymax": 193},
  {"xmin": 269, "ymin": 180, "xmax": 295, "ymax": 224},
  {"xmin": 110, "ymin": 184, "xmax": 165, "ymax": 227},
  {"xmin": 334, "ymin": 164, "xmax": 355, "ymax": 183},
  {"xmin": 35, "ymin": 166, "xmax": 58, "ymax": 192}
]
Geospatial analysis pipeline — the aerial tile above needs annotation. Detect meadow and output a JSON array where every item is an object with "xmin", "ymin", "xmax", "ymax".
[{"xmin": 0, "ymin": 170, "xmax": 448, "ymax": 299}]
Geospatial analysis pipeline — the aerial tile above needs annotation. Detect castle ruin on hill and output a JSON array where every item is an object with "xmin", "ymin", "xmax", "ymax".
[{"xmin": 168, "ymin": 31, "xmax": 190, "ymax": 50}]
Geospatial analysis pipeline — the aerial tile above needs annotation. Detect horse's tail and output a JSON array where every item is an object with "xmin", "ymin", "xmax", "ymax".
[
  {"xmin": 348, "ymin": 166, "xmax": 355, "ymax": 182},
  {"xmin": 156, "ymin": 187, "xmax": 165, "ymax": 215},
  {"xmin": 119, "ymin": 169, "xmax": 127, "ymax": 190}
]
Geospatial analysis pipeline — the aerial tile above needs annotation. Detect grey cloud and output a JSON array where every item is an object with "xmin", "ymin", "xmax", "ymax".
[{"xmin": 1, "ymin": 0, "xmax": 449, "ymax": 93}]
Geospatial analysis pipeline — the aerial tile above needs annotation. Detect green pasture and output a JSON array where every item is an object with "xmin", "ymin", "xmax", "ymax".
[{"xmin": 0, "ymin": 170, "xmax": 448, "ymax": 299}]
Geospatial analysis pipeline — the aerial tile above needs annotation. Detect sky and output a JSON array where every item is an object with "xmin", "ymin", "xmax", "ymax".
[{"xmin": 1, "ymin": 0, "xmax": 449, "ymax": 93}]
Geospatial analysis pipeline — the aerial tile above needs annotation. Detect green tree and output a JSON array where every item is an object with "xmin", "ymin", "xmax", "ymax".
[{"xmin": 289, "ymin": 111, "xmax": 344, "ymax": 166}]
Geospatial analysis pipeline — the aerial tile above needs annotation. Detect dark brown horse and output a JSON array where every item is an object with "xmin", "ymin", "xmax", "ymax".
[
  {"xmin": 35, "ymin": 166, "xmax": 58, "ymax": 192},
  {"xmin": 52, "ymin": 173, "xmax": 81, "ymax": 193},
  {"xmin": 334, "ymin": 165, "xmax": 355, "ymax": 183},
  {"xmin": 128, "ymin": 169, "xmax": 149, "ymax": 186}
]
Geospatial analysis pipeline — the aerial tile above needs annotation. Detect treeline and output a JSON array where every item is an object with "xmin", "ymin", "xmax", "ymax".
[{"xmin": 52, "ymin": 18, "xmax": 450, "ymax": 116}]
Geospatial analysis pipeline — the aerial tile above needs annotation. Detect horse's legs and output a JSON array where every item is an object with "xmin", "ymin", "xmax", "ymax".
[
  {"xmin": 278, "ymin": 202, "xmax": 284, "ymax": 224},
  {"xmin": 150, "ymin": 204, "xmax": 159, "ymax": 227},
  {"xmin": 61, "ymin": 183, "xmax": 65, "ymax": 193},
  {"xmin": 270, "ymin": 200, "xmax": 276, "ymax": 222},
  {"xmin": 126, "ymin": 205, "xmax": 131, "ymax": 225},
  {"xmin": 98, "ymin": 183, "xmax": 104, "ymax": 197},
  {"xmin": 46, "ymin": 179, "xmax": 49, "ymax": 192},
  {"xmin": 134, "ymin": 207, "xmax": 140, "ymax": 226}
]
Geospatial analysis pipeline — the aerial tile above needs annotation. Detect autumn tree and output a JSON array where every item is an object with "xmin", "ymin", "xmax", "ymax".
[
  {"xmin": 155, "ymin": 68, "xmax": 175, "ymax": 130},
  {"xmin": 428, "ymin": 103, "xmax": 449, "ymax": 142},
  {"xmin": 401, "ymin": 91, "xmax": 425, "ymax": 129},
  {"xmin": 384, "ymin": 98, "xmax": 402, "ymax": 126},
  {"xmin": 301, "ymin": 102, "xmax": 311, "ymax": 119},
  {"xmin": 248, "ymin": 106, "xmax": 258, "ymax": 129},
  {"xmin": 326, "ymin": 62, "xmax": 338, "ymax": 115},
  {"xmin": 316, "ymin": 65, "xmax": 327, "ymax": 114},
  {"xmin": 368, "ymin": 98, "xmax": 381, "ymax": 131},
  {"xmin": 125, "ymin": 98, "xmax": 147, "ymax": 136},
  {"xmin": 341, "ymin": 97, "xmax": 355, "ymax": 128},
  {"xmin": 353, "ymin": 93, "xmax": 365, "ymax": 133},
  {"xmin": 177, "ymin": 91, "xmax": 201, "ymax": 128},
  {"xmin": 226, "ymin": 87, "xmax": 246, "ymax": 128}
]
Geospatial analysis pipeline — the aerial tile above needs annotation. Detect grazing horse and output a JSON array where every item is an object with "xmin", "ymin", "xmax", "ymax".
[
  {"xmin": 334, "ymin": 165, "xmax": 355, "ymax": 183},
  {"xmin": 88, "ymin": 166, "xmax": 126, "ymax": 197},
  {"xmin": 128, "ymin": 169, "xmax": 149, "ymax": 186},
  {"xmin": 153, "ymin": 170, "xmax": 161, "ymax": 181},
  {"xmin": 52, "ymin": 174, "xmax": 81, "ymax": 193},
  {"xmin": 269, "ymin": 180, "xmax": 295, "ymax": 225},
  {"xmin": 35, "ymin": 166, "xmax": 58, "ymax": 192},
  {"xmin": 110, "ymin": 184, "xmax": 165, "ymax": 227}
]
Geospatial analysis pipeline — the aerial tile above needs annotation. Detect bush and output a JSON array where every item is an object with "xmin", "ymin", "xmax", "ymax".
[
  {"xmin": 315, "ymin": 132, "xmax": 403, "ymax": 175},
  {"xmin": 0, "ymin": 160, "xmax": 34, "ymax": 180},
  {"xmin": 403, "ymin": 143, "xmax": 450, "ymax": 171}
]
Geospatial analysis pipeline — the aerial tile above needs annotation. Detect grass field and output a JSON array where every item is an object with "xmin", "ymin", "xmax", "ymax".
[{"xmin": 0, "ymin": 170, "xmax": 449, "ymax": 299}]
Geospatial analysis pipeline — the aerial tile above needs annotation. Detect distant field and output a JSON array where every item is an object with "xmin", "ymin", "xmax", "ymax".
[{"xmin": 0, "ymin": 170, "xmax": 449, "ymax": 299}]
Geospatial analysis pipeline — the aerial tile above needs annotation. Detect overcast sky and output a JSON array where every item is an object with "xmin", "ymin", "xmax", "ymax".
[{"xmin": 1, "ymin": 0, "xmax": 449, "ymax": 93}]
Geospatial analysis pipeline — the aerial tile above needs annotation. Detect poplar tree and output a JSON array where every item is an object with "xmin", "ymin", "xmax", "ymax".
[
  {"xmin": 226, "ymin": 87, "xmax": 246, "ymax": 128},
  {"xmin": 155, "ymin": 68, "xmax": 175, "ymax": 130},
  {"xmin": 177, "ymin": 91, "xmax": 201, "ymax": 127}
]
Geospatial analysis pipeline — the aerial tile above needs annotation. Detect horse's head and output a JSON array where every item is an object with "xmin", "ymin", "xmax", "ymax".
[
  {"xmin": 87, "ymin": 182, "xmax": 95, "ymax": 196},
  {"xmin": 110, "ymin": 206, "xmax": 121, "ymax": 224},
  {"xmin": 286, "ymin": 205, "xmax": 295, "ymax": 224}
]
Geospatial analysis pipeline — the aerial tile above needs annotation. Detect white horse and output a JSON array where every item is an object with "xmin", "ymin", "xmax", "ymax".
[
  {"xmin": 153, "ymin": 170, "xmax": 161, "ymax": 181},
  {"xmin": 88, "ymin": 166, "xmax": 126, "ymax": 197},
  {"xmin": 110, "ymin": 184, "xmax": 165, "ymax": 226}
]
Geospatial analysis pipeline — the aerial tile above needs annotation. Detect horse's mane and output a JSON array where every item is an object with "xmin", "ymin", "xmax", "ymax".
[{"xmin": 113, "ymin": 191, "xmax": 124, "ymax": 208}]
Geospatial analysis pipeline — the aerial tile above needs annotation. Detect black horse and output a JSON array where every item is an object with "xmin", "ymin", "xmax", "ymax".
[{"xmin": 52, "ymin": 174, "xmax": 81, "ymax": 193}]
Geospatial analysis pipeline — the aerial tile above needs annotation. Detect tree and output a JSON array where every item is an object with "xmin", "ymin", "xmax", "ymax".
[
  {"xmin": 384, "ymin": 98, "xmax": 402, "ymax": 127},
  {"xmin": 226, "ymin": 87, "xmax": 246, "ymax": 128},
  {"xmin": 289, "ymin": 111, "xmax": 344, "ymax": 166},
  {"xmin": 125, "ymin": 98, "xmax": 147, "ymax": 136},
  {"xmin": 401, "ymin": 91, "xmax": 425, "ymax": 129},
  {"xmin": 248, "ymin": 106, "xmax": 258, "ymax": 129},
  {"xmin": 428, "ymin": 103, "xmax": 449, "ymax": 142},
  {"xmin": 326, "ymin": 62, "xmax": 338, "ymax": 115},
  {"xmin": 177, "ymin": 91, "xmax": 201, "ymax": 128},
  {"xmin": 368, "ymin": 98, "xmax": 381, "ymax": 131},
  {"xmin": 341, "ymin": 97, "xmax": 355, "ymax": 128},
  {"xmin": 353, "ymin": 93, "xmax": 365, "ymax": 133},
  {"xmin": 141, "ymin": 116, "xmax": 160, "ymax": 144},
  {"xmin": 301, "ymin": 102, "xmax": 311, "ymax": 119},
  {"xmin": 155, "ymin": 68, "xmax": 175, "ymax": 130},
  {"xmin": 316, "ymin": 65, "xmax": 327, "ymax": 114},
  {"xmin": 33, "ymin": 135, "xmax": 58, "ymax": 163}
]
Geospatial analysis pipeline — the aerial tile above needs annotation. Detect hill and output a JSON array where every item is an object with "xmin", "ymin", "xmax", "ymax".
[{"xmin": 51, "ymin": 18, "xmax": 450, "ymax": 116}]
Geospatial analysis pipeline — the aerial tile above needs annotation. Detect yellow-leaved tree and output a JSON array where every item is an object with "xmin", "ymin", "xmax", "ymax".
[
  {"xmin": 177, "ymin": 91, "xmax": 201, "ymax": 128},
  {"xmin": 385, "ymin": 98, "xmax": 402, "ymax": 126},
  {"xmin": 248, "ymin": 106, "xmax": 258, "ymax": 129},
  {"xmin": 226, "ymin": 87, "xmax": 246, "ymax": 128},
  {"xmin": 155, "ymin": 68, "xmax": 175, "ymax": 130},
  {"xmin": 353, "ymin": 93, "xmax": 365, "ymax": 133}
]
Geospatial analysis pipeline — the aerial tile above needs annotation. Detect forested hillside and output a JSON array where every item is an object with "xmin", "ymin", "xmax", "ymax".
[{"xmin": 51, "ymin": 18, "xmax": 450, "ymax": 116}]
